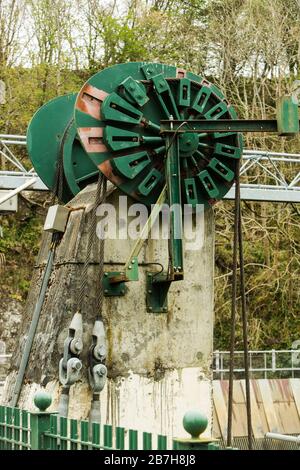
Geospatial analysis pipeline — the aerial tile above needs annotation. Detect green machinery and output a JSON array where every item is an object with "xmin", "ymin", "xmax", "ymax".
[{"xmin": 27, "ymin": 61, "xmax": 299, "ymax": 312}]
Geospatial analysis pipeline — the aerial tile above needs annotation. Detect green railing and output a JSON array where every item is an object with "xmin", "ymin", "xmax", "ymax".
[{"xmin": 0, "ymin": 392, "xmax": 218, "ymax": 451}]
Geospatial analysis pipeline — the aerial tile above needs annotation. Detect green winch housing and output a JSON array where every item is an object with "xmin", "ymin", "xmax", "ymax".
[{"xmin": 27, "ymin": 61, "xmax": 243, "ymax": 207}]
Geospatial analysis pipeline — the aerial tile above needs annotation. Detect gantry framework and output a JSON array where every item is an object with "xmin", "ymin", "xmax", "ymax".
[{"xmin": 0, "ymin": 134, "xmax": 300, "ymax": 205}]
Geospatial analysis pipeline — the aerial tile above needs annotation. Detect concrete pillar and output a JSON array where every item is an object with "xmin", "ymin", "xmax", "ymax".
[{"xmin": 1, "ymin": 184, "xmax": 214, "ymax": 439}]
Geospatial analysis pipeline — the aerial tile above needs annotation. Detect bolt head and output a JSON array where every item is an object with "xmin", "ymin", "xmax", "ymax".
[
  {"xmin": 104, "ymin": 289, "xmax": 108, "ymax": 294},
  {"xmin": 104, "ymin": 272, "xmax": 108, "ymax": 277}
]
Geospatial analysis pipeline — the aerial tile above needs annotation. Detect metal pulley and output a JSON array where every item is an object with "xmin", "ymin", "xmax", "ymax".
[
  {"xmin": 59, "ymin": 312, "xmax": 83, "ymax": 387},
  {"xmin": 27, "ymin": 62, "xmax": 243, "ymax": 206}
]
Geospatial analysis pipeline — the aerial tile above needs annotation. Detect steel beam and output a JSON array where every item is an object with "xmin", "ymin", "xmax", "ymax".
[
  {"xmin": 0, "ymin": 173, "xmax": 47, "ymax": 190},
  {"xmin": 225, "ymin": 185, "xmax": 300, "ymax": 202}
]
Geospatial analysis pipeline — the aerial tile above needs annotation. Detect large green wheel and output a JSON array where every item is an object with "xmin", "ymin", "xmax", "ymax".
[
  {"xmin": 27, "ymin": 94, "xmax": 98, "ymax": 202},
  {"xmin": 74, "ymin": 62, "xmax": 243, "ymax": 207}
]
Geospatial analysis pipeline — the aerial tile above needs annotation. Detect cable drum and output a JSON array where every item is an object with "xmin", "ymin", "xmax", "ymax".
[
  {"xmin": 74, "ymin": 62, "xmax": 243, "ymax": 207},
  {"xmin": 27, "ymin": 62, "xmax": 242, "ymax": 207}
]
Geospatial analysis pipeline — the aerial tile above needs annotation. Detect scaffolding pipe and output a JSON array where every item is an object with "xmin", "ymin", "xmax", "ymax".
[
  {"xmin": 0, "ymin": 178, "xmax": 37, "ymax": 205},
  {"xmin": 265, "ymin": 433, "xmax": 300, "ymax": 444},
  {"xmin": 11, "ymin": 246, "xmax": 55, "ymax": 407}
]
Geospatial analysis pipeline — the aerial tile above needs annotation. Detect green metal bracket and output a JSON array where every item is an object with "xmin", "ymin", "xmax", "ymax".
[
  {"xmin": 103, "ymin": 272, "xmax": 127, "ymax": 297},
  {"xmin": 277, "ymin": 95, "xmax": 299, "ymax": 136},
  {"xmin": 165, "ymin": 133, "xmax": 184, "ymax": 280},
  {"xmin": 146, "ymin": 272, "xmax": 171, "ymax": 313},
  {"xmin": 125, "ymin": 256, "xmax": 139, "ymax": 281}
]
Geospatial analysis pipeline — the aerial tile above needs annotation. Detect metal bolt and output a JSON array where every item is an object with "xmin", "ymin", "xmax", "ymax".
[
  {"xmin": 72, "ymin": 361, "xmax": 81, "ymax": 371},
  {"xmin": 104, "ymin": 289, "xmax": 108, "ymax": 294},
  {"xmin": 131, "ymin": 259, "xmax": 135, "ymax": 264},
  {"xmin": 163, "ymin": 307, "xmax": 168, "ymax": 312},
  {"xmin": 148, "ymin": 289, "xmax": 152, "ymax": 294},
  {"xmin": 128, "ymin": 265, "xmax": 132, "ymax": 269},
  {"xmin": 74, "ymin": 341, "xmax": 81, "ymax": 352},
  {"xmin": 121, "ymin": 289, "xmax": 125, "ymax": 294},
  {"xmin": 148, "ymin": 307, "xmax": 152, "ymax": 311},
  {"xmin": 104, "ymin": 272, "xmax": 108, "ymax": 277}
]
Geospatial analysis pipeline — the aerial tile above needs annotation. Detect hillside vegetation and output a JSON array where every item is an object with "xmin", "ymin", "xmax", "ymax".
[{"xmin": 0, "ymin": 0, "xmax": 300, "ymax": 350}]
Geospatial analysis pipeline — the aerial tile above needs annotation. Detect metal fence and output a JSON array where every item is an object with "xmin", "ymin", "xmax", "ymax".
[
  {"xmin": 0, "ymin": 403, "xmax": 171, "ymax": 450},
  {"xmin": 213, "ymin": 350, "xmax": 300, "ymax": 379}
]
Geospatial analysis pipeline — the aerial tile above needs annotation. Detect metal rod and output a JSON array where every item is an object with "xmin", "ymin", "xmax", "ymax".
[
  {"xmin": 265, "ymin": 433, "xmax": 300, "ymax": 444},
  {"xmin": 0, "ymin": 141, "xmax": 27, "ymax": 145},
  {"xmin": 11, "ymin": 245, "xmax": 55, "ymax": 407},
  {"xmin": 238, "ymin": 200, "xmax": 253, "ymax": 450},
  {"xmin": 165, "ymin": 133, "xmax": 184, "ymax": 277},
  {"xmin": 123, "ymin": 186, "xmax": 167, "ymax": 274},
  {"xmin": 243, "ymin": 150, "xmax": 300, "ymax": 158},
  {"xmin": 0, "ymin": 134, "xmax": 26, "ymax": 139},
  {"xmin": 0, "ymin": 177, "xmax": 37, "ymax": 204},
  {"xmin": 160, "ymin": 119, "xmax": 281, "ymax": 133},
  {"xmin": 227, "ymin": 162, "xmax": 240, "ymax": 448}
]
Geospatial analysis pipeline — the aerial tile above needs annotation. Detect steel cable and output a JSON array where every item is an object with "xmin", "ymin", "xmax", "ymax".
[
  {"xmin": 239, "ymin": 197, "xmax": 253, "ymax": 450},
  {"xmin": 227, "ymin": 161, "xmax": 240, "ymax": 448},
  {"xmin": 227, "ymin": 160, "xmax": 253, "ymax": 449},
  {"xmin": 77, "ymin": 173, "xmax": 107, "ymax": 315}
]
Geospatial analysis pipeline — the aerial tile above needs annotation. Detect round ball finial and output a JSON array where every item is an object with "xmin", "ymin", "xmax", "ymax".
[
  {"xmin": 183, "ymin": 410, "xmax": 208, "ymax": 438},
  {"xmin": 34, "ymin": 391, "xmax": 52, "ymax": 412}
]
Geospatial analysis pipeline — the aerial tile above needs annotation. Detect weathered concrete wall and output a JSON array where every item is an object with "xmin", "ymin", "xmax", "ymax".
[{"xmin": 1, "ymin": 184, "xmax": 214, "ymax": 438}]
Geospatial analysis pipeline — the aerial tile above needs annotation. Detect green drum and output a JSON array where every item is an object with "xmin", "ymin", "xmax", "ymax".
[{"xmin": 27, "ymin": 62, "xmax": 242, "ymax": 206}]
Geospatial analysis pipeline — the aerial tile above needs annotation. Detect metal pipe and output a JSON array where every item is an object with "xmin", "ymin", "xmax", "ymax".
[
  {"xmin": 0, "ymin": 171, "xmax": 36, "ymax": 176},
  {"xmin": 11, "ymin": 246, "xmax": 55, "ymax": 407},
  {"xmin": 265, "ymin": 433, "xmax": 300, "ymax": 444},
  {"xmin": 244, "ymin": 150, "xmax": 300, "ymax": 158},
  {"xmin": 0, "ymin": 141, "xmax": 27, "ymax": 145},
  {"xmin": 0, "ymin": 134, "xmax": 26, "ymax": 139},
  {"xmin": 0, "ymin": 178, "xmax": 37, "ymax": 205}
]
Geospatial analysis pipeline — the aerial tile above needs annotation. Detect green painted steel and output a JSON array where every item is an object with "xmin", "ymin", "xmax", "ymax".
[
  {"xmin": 104, "ymin": 424, "xmax": 113, "ymax": 448},
  {"xmin": 27, "ymin": 62, "xmax": 300, "ymax": 207},
  {"xmin": 27, "ymin": 94, "xmax": 98, "ymax": 203},
  {"xmin": 1, "ymin": 401, "xmax": 228, "ymax": 451},
  {"xmin": 165, "ymin": 135, "xmax": 183, "ymax": 276},
  {"xmin": 129, "ymin": 429, "xmax": 138, "ymax": 450},
  {"xmin": 33, "ymin": 390, "xmax": 52, "ymax": 411},
  {"xmin": 183, "ymin": 410, "xmax": 208, "ymax": 438},
  {"xmin": 116, "ymin": 427, "xmax": 125, "ymax": 450},
  {"xmin": 276, "ymin": 95, "xmax": 300, "ymax": 136},
  {"xmin": 74, "ymin": 62, "xmax": 242, "ymax": 207},
  {"xmin": 143, "ymin": 431, "xmax": 152, "ymax": 450},
  {"xmin": 70, "ymin": 418, "xmax": 79, "ymax": 450}
]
